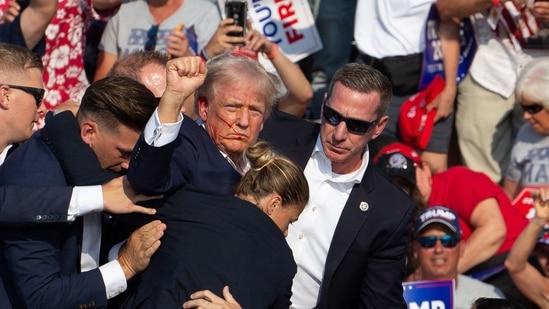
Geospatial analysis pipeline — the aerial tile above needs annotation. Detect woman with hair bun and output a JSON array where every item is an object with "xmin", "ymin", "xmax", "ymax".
[{"xmin": 122, "ymin": 141, "xmax": 309, "ymax": 309}]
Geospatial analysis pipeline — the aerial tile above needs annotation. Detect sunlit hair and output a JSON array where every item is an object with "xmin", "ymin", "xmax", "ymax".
[
  {"xmin": 77, "ymin": 76, "xmax": 158, "ymax": 132},
  {"xmin": 197, "ymin": 51, "xmax": 283, "ymax": 119},
  {"xmin": 0, "ymin": 43, "xmax": 43, "ymax": 79},
  {"xmin": 327, "ymin": 63, "xmax": 392, "ymax": 118},
  {"xmin": 236, "ymin": 141, "xmax": 309, "ymax": 211},
  {"xmin": 516, "ymin": 57, "xmax": 549, "ymax": 110},
  {"xmin": 107, "ymin": 50, "xmax": 168, "ymax": 85}
]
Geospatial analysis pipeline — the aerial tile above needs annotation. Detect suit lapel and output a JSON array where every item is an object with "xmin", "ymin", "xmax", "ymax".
[
  {"xmin": 322, "ymin": 165, "xmax": 377, "ymax": 289},
  {"xmin": 6, "ymin": 143, "xmax": 18, "ymax": 157}
]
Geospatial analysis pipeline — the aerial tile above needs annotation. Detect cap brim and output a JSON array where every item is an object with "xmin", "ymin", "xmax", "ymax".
[{"xmin": 416, "ymin": 219, "xmax": 459, "ymax": 236}]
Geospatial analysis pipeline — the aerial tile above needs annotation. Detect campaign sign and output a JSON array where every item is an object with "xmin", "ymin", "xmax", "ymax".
[
  {"xmin": 419, "ymin": 4, "xmax": 477, "ymax": 89},
  {"xmin": 403, "ymin": 280, "xmax": 454, "ymax": 309},
  {"xmin": 218, "ymin": 0, "xmax": 323, "ymax": 63},
  {"xmin": 512, "ymin": 187, "xmax": 541, "ymax": 219}
]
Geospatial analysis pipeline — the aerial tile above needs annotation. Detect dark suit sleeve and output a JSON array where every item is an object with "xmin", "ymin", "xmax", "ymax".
[
  {"xmin": 0, "ymin": 185, "xmax": 72, "ymax": 225},
  {"xmin": 270, "ymin": 281, "xmax": 293, "ymax": 309},
  {"xmin": 127, "ymin": 120, "xmax": 201, "ymax": 195},
  {"xmin": 360, "ymin": 199, "xmax": 414, "ymax": 308},
  {"xmin": 1, "ymin": 227, "xmax": 107, "ymax": 309}
]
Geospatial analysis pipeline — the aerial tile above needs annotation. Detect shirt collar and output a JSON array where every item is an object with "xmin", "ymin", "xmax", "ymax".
[
  {"xmin": 0, "ymin": 144, "xmax": 13, "ymax": 166},
  {"xmin": 311, "ymin": 136, "xmax": 369, "ymax": 184}
]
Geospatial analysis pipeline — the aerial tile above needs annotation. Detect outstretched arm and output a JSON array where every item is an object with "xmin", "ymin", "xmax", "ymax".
[
  {"xmin": 506, "ymin": 187, "xmax": 549, "ymax": 309},
  {"xmin": 243, "ymin": 20, "xmax": 311, "ymax": 118},
  {"xmin": 458, "ymin": 198, "xmax": 506, "ymax": 273},
  {"xmin": 19, "ymin": 0, "xmax": 58, "ymax": 50}
]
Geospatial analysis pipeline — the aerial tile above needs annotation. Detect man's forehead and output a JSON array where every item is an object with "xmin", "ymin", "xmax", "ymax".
[{"xmin": 420, "ymin": 223, "xmax": 455, "ymax": 235}]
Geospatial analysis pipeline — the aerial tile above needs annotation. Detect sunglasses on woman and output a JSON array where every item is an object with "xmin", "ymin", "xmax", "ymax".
[
  {"xmin": 416, "ymin": 235, "xmax": 461, "ymax": 248},
  {"xmin": 322, "ymin": 105, "xmax": 378, "ymax": 135},
  {"xmin": 520, "ymin": 103, "xmax": 545, "ymax": 115}
]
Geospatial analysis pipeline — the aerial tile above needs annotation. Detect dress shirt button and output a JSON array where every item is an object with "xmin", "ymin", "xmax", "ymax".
[
  {"xmin": 299, "ymin": 235, "xmax": 304, "ymax": 240},
  {"xmin": 312, "ymin": 207, "xmax": 317, "ymax": 211}
]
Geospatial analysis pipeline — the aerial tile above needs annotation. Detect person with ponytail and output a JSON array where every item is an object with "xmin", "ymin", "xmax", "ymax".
[{"xmin": 122, "ymin": 141, "xmax": 309, "ymax": 309}]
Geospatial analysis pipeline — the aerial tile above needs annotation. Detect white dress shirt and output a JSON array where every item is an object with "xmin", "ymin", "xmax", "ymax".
[
  {"xmin": 1, "ymin": 142, "xmax": 126, "ymax": 299},
  {"xmin": 287, "ymin": 137, "xmax": 369, "ymax": 308},
  {"xmin": 143, "ymin": 108, "xmax": 250, "ymax": 173}
]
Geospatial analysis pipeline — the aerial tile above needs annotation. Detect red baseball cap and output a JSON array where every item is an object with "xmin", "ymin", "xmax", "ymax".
[
  {"xmin": 398, "ymin": 75, "xmax": 445, "ymax": 150},
  {"xmin": 373, "ymin": 142, "xmax": 421, "ymax": 187},
  {"xmin": 373, "ymin": 142, "xmax": 422, "ymax": 164}
]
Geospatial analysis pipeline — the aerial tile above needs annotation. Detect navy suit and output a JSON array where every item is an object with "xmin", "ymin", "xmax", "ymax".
[
  {"xmin": 128, "ymin": 116, "xmax": 241, "ymax": 196},
  {"xmin": 0, "ymin": 112, "xmax": 117, "ymax": 309},
  {"xmin": 260, "ymin": 110, "xmax": 414, "ymax": 308},
  {"xmin": 122, "ymin": 188, "xmax": 296, "ymax": 309},
  {"xmin": 0, "ymin": 185, "xmax": 72, "ymax": 225}
]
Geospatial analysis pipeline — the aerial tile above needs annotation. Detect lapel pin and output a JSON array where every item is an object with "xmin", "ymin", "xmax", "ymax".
[{"xmin": 359, "ymin": 201, "xmax": 369, "ymax": 212}]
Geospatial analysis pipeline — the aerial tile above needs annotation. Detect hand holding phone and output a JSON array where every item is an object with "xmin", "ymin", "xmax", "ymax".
[{"xmin": 225, "ymin": 0, "xmax": 247, "ymax": 40}]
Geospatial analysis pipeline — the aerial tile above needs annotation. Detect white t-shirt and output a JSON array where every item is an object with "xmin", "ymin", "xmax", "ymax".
[
  {"xmin": 354, "ymin": 0, "xmax": 435, "ymax": 58},
  {"xmin": 99, "ymin": 0, "xmax": 220, "ymax": 56},
  {"xmin": 455, "ymin": 274, "xmax": 505, "ymax": 309}
]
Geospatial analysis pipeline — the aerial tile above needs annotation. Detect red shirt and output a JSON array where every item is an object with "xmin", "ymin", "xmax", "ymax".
[{"xmin": 429, "ymin": 166, "xmax": 527, "ymax": 253}]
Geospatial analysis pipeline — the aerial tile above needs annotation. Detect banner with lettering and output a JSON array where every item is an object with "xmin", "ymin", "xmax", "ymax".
[
  {"xmin": 403, "ymin": 280, "xmax": 454, "ymax": 309},
  {"xmin": 512, "ymin": 187, "xmax": 542, "ymax": 219},
  {"xmin": 419, "ymin": 4, "xmax": 477, "ymax": 90},
  {"xmin": 218, "ymin": 0, "xmax": 323, "ymax": 63}
]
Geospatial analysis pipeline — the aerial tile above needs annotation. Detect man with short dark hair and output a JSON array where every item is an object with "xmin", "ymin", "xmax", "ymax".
[
  {"xmin": 259, "ymin": 62, "xmax": 415, "ymax": 308},
  {"xmin": 0, "ymin": 76, "xmax": 166, "ymax": 309}
]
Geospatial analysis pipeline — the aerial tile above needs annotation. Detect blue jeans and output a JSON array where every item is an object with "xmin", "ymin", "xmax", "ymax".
[{"xmin": 308, "ymin": 0, "xmax": 357, "ymax": 119}]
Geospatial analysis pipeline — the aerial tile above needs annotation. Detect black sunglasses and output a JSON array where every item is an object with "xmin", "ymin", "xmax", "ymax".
[
  {"xmin": 322, "ymin": 105, "xmax": 378, "ymax": 134},
  {"xmin": 7, "ymin": 84, "xmax": 45, "ymax": 107},
  {"xmin": 416, "ymin": 235, "xmax": 461, "ymax": 249},
  {"xmin": 145, "ymin": 24, "xmax": 159, "ymax": 52},
  {"xmin": 520, "ymin": 103, "xmax": 545, "ymax": 115}
]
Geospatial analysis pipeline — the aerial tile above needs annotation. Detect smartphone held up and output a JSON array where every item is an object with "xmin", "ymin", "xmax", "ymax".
[{"xmin": 225, "ymin": 0, "xmax": 247, "ymax": 41}]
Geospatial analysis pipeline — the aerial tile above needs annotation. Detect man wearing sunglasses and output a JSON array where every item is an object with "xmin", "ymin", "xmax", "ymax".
[
  {"xmin": 0, "ymin": 43, "xmax": 154, "ymax": 224},
  {"xmin": 259, "ymin": 63, "xmax": 415, "ymax": 308},
  {"xmin": 0, "ymin": 76, "xmax": 167, "ymax": 309},
  {"xmin": 412, "ymin": 206, "xmax": 504, "ymax": 308},
  {"xmin": 375, "ymin": 142, "xmax": 537, "ymax": 307}
]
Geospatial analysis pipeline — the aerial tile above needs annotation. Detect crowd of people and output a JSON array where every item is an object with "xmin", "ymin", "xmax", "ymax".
[{"xmin": 2, "ymin": 0, "xmax": 549, "ymax": 308}]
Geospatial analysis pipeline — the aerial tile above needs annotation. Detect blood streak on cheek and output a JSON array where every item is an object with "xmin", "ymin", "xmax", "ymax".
[{"xmin": 218, "ymin": 116, "xmax": 238, "ymax": 134}]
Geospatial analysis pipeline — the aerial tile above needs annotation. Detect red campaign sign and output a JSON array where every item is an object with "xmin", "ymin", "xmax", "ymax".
[{"xmin": 512, "ymin": 187, "xmax": 541, "ymax": 218}]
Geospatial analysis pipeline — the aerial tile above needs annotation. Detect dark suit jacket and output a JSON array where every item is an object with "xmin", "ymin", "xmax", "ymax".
[
  {"xmin": 0, "ymin": 139, "xmax": 74, "ymax": 226},
  {"xmin": 260, "ymin": 110, "xmax": 414, "ymax": 309},
  {"xmin": 0, "ymin": 147, "xmax": 73, "ymax": 309},
  {"xmin": 122, "ymin": 188, "xmax": 296, "ymax": 309},
  {"xmin": 127, "ymin": 116, "xmax": 241, "ymax": 196},
  {"xmin": 0, "ymin": 185, "xmax": 72, "ymax": 225},
  {"xmin": 0, "ymin": 112, "xmax": 115, "ymax": 309}
]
